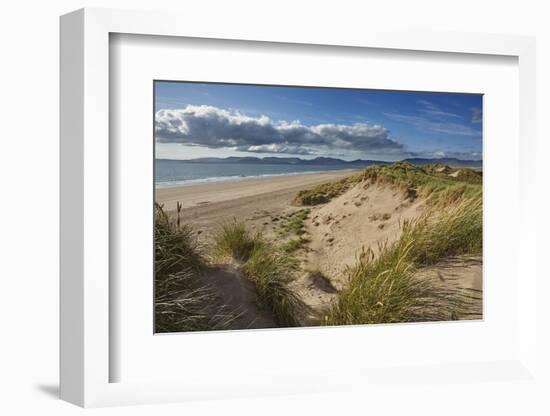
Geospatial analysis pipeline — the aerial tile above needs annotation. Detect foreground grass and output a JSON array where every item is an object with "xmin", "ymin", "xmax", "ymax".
[
  {"xmin": 155, "ymin": 205, "xmax": 236, "ymax": 332},
  {"xmin": 322, "ymin": 195, "xmax": 482, "ymax": 325},
  {"xmin": 214, "ymin": 221, "xmax": 306, "ymax": 326},
  {"xmin": 408, "ymin": 197, "xmax": 482, "ymax": 265}
]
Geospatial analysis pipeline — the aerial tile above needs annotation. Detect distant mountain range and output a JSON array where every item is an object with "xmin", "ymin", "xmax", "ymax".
[{"xmin": 157, "ymin": 156, "xmax": 482, "ymax": 168}]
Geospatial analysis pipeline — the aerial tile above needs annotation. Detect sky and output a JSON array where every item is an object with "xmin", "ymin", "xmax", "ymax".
[{"xmin": 154, "ymin": 81, "xmax": 483, "ymax": 162}]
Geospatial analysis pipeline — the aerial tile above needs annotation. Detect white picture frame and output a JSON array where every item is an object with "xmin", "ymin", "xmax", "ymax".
[{"xmin": 60, "ymin": 7, "xmax": 538, "ymax": 408}]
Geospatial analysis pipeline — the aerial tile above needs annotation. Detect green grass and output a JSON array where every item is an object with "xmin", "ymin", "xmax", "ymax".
[
  {"xmin": 279, "ymin": 209, "xmax": 310, "ymax": 236},
  {"xmin": 293, "ymin": 162, "xmax": 482, "ymax": 206},
  {"xmin": 359, "ymin": 162, "xmax": 482, "ymax": 205},
  {"xmin": 281, "ymin": 237, "xmax": 307, "ymax": 253},
  {"xmin": 293, "ymin": 176, "xmax": 361, "ymax": 205},
  {"xmin": 244, "ymin": 244, "xmax": 306, "ymax": 326},
  {"xmin": 407, "ymin": 197, "xmax": 482, "ymax": 265},
  {"xmin": 213, "ymin": 220, "xmax": 306, "ymax": 326},
  {"xmin": 423, "ymin": 163, "xmax": 482, "ymax": 184},
  {"xmin": 275, "ymin": 209, "xmax": 312, "ymax": 254},
  {"xmin": 213, "ymin": 220, "xmax": 263, "ymax": 261},
  {"xmin": 154, "ymin": 204, "xmax": 236, "ymax": 332},
  {"xmin": 322, "ymin": 195, "xmax": 481, "ymax": 326}
]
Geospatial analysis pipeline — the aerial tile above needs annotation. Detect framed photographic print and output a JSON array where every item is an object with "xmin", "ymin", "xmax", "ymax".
[
  {"xmin": 153, "ymin": 81, "xmax": 484, "ymax": 334},
  {"xmin": 60, "ymin": 8, "xmax": 539, "ymax": 408}
]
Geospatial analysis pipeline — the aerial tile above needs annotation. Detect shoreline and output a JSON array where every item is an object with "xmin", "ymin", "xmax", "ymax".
[
  {"xmin": 155, "ymin": 169, "xmax": 360, "ymax": 212},
  {"xmin": 155, "ymin": 168, "xmax": 359, "ymax": 189}
]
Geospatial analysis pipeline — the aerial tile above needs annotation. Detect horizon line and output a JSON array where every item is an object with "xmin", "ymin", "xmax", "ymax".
[{"xmin": 155, "ymin": 155, "xmax": 483, "ymax": 162}]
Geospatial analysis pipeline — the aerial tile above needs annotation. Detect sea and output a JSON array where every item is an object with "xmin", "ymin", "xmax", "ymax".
[{"xmin": 155, "ymin": 159, "xmax": 356, "ymax": 188}]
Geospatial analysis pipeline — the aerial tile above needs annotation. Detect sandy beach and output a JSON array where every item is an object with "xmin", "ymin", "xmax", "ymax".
[
  {"xmin": 156, "ymin": 170, "xmax": 358, "ymax": 210},
  {"xmin": 155, "ymin": 170, "xmax": 357, "ymax": 240}
]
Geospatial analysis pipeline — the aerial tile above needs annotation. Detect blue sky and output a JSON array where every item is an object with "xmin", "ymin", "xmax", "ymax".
[{"xmin": 155, "ymin": 81, "xmax": 482, "ymax": 161}]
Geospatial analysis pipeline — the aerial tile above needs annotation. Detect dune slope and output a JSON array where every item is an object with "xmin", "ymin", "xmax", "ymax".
[{"xmin": 303, "ymin": 182, "xmax": 425, "ymax": 287}]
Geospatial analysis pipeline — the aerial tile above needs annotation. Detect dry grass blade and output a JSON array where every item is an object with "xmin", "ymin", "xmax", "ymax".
[
  {"xmin": 323, "ymin": 190, "xmax": 482, "ymax": 326},
  {"xmin": 154, "ymin": 204, "xmax": 238, "ymax": 332},
  {"xmin": 213, "ymin": 220, "xmax": 307, "ymax": 327}
]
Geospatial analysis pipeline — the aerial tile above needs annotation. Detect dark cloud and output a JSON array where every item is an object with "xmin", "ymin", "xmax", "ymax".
[{"xmin": 155, "ymin": 105, "xmax": 403, "ymax": 155}]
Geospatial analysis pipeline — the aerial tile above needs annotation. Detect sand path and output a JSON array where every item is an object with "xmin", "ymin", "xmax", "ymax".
[
  {"xmin": 200, "ymin": 265, "xmax": 277, "ymax": 329},
  {"xmin": 415, "ymin": 256, "xmax": 483, "ymax": 319}
]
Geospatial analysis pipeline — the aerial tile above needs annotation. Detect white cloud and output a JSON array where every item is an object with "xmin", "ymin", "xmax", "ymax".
[
  {"xmin": 155, "ymin": 105, "xmax": 403, "ymax": 155},
  {"xmin": 383, "ymin": 112, "xmax": 481, "ymax": 137},
  {"xmin": 245, "ymin": 143, "xmax": 312, "ymax": 155},
  {"xmin": 417, "ymin": 99, "xmax": 461, "ymax": 119}
]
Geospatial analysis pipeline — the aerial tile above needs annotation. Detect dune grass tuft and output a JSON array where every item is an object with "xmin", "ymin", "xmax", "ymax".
[
  {"xmin": 213, "ymin": 220, "xmax": 306, "ymax": 326},
  {"xmin": 323, "ymin": 194, "xmax": 481, "ymax": 326},
  {"xmin": 407, "ymin": 197, "xmax": 482, "ymax": 266},
  {"xmin": 243, "ymin": 244, "xmax": 305, "ymax": 326},
  {"xmin": 278, "ymin": 208, "xmax": 311, "ymax": 237},
  {"xmin": 281, "ymin": 237, "xmax": 308, "ymax": 253},
  {"xmin": 213, "ymin": 220, "xmax": 263, "ymax": 262},
  {"xmin": 293, "ymin": 176, "xmax": 360, "ymax": 205},
  {"xmin": 322, "ymin": 243, "xmax": 467, "ymax": 325},
  {"xmin": 154, "ymin": 204, "xmax": 237, "ymax": 332}
]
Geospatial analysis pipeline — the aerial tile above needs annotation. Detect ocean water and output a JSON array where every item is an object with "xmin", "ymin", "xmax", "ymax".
[{"xmin": 155, "ymin": 159, "xmax": 355, "ymax": 188}]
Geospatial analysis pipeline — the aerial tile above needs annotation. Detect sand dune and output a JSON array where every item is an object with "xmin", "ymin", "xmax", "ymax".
[
  {"xmin": 291, "ymin": 180, "xmax": 481, "ymax": 317},
  {"xmin": 414, "ymin": 256, "xmax": 483, "ymax": 319},
  {"xmin": 301, "ymin": 182, "xmax": 425, "ymax": 287},
  {"xmin": 157, "ymin": 169, "xmax": 482, "ymax": 325}
]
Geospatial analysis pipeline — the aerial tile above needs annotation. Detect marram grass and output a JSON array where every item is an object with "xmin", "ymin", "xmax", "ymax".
[
  {"xmin": 323, "ymin": 194, "xmax": 482, "ymax": 326},
  {"xmin": 213, "ymin": 220, "xmax": 263, "ymax": 262},
  {"xmin": 294, "ymin": 162, "xmax": 482, "ymax": 206},
  {"xmin": 154, "ymin": 204, "xmax": 237, "ymax": 332},
  {"xmin": 213, "ymin": 220, "xmax": 306, "ymax": 326}
]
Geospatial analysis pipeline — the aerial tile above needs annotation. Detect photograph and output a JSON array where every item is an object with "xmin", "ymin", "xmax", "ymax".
[{"xmin": 154, "ymin": 81, "xmax": 483, "ymax": 333}]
